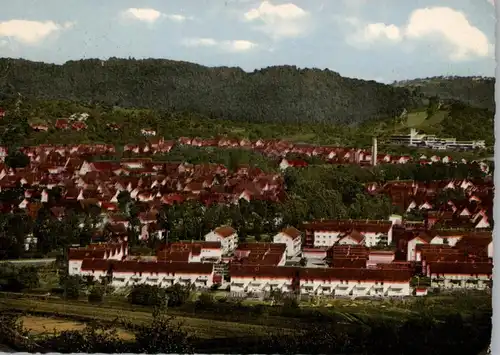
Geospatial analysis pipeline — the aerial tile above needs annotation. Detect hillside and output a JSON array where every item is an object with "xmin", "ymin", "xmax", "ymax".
[
  {"xmin": 393, "ymin": 76, "xmax": 495, "ymax": 112},
  {"xmin": 359, "ymin": 101, "xmax": 494, "ymax": 148},
  {"xmin": 0, "ymin": 58, "xmax": 421, "ymax": 125}
]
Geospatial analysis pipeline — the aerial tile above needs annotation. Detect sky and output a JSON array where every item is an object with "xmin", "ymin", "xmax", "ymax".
[{"xmin": 0, "ymin": 0, "xmax": 496, "ymax": 83}]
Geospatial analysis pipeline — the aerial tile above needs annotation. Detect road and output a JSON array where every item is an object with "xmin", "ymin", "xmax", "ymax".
[{"xmin": 0, "ymin": 258, "xmax": 56, "ymax": 265}]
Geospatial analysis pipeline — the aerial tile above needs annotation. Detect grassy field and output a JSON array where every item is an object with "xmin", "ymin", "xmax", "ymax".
[
  {"xmin": 406, "ymin": 111, "xmax": 427, "ymax": 127},
  {"xmin": 0, "ymin": 297, "xmax": 289, "ymax": 339},
  {"xmin": 21, "ymin": 315, "xmax": 136, "ymax": 340}
]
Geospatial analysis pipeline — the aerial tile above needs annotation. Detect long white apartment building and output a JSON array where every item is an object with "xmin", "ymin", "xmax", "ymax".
[{"xmin": 229, "ymin": 265, "xmax": 412, "ymax": 297}]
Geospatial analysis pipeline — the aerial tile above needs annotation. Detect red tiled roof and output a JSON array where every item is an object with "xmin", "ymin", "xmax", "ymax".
[
  {"xmin": 230, "ymin": 264, "xmax": 412, "ymax": 282},
  {"xmin": 428, "ymin": 262, "xmax": 492, "ymax": 275},
  {"xmin": 280, "ymin": 226, "xmax": 302, "ymax": 240},
  {"xmin": 213, "ymin": 226, "xmax": 236, "ymax": 238},
  {"xmin": 81, "ymin": 259, "xmax": 214, "ymax": 274}
]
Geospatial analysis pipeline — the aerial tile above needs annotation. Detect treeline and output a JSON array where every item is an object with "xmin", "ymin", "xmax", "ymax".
[
  {"xmin": 0, "ymin": 58, "xmax": 422, "ymax": 125},
  {"xmin": 439, "ymin": 102, "xmax": 495, "ymax": 145},
  {"xmin": 393, "ymin": 76, "xmax": 495, "ymax": 112}
]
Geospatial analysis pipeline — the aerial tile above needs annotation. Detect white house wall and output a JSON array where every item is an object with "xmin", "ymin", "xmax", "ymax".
[
  {"xmin": 230, "ymin": 276, "xmax": 293, "ymax": 293},
  {"xmin": 430, "ymin": 273, "xmax": 490, "ymax": 290},
  {"xmin": 273, "ymin": 233, "xmax": 302, "ymax": 258},
  {"xmin": 313, "ymin": 231, "xmax": 341, "ymax": 247},
  {"xmin": 407, "ymin": 239, "xmax": 427, "ymax": 262},
  {"xmin": 231, "ymin": 276, "xmax": 411, "ymax": 297},
  {"xmin": 79, "ymin": 270, "xmax": 214, "ymax": 289}
]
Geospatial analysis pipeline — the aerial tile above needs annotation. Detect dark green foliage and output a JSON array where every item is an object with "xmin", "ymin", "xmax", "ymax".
[
  {"xmin": 393, "ymin": 76, "xmax": 495, "ymax": 112},
  {"xmin": 439, "ymin": 102, "xmax": 494, "ymax": 145},
  {"xmin": 128, "ymin": 284, "xmax": 191, "ymax": 309},
  {"xmin": 155, "ymin": 145, "xmax": 276, "ymax": 172},
  {"xmin": 134, "ymin": 311, "xmax": 194, "ymax": 354},
  {"xmin": 88, "ymin": 284, "xmax": 104, "ymax": 304},
  {"xmin": 128, "ymin": 284, "xmax": 167, "ymax": 307},
  {"xmin": 63, "ymin": 275, "xmax": 81, "ymax": 300},
  {"xmin": 0, "ymin": 58, "xmax": 421, "ymax": 125},
  {"xmin": 5, "ymin": 149, "xmax": 30, "ymax": 169},
  {"xmin": 35, "ymin": 324, "xmax": 128, "ymax": 353},
  {"xmin": 195, "ymin": 292, "xmax": 215, "ymax": 310},
  {"xmin": 165, "ymin": 283, "xmax": 191, "ymax": 307},
  {"xmin": 0, "ymin": 263, "xmax": 39, "ymax": 292}
]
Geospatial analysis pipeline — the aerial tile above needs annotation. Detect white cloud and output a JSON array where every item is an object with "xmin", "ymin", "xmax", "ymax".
[
  {"xmin": 123, "ymin": 8, "xmax": 162, "ymax": 23},
  {"xmin": 122, "ymin": 8, "xmax": 190, "ymax": 24},
  {"xmin": 0, "ymin": 20, "xmax": 74, "ymax": 45},
  {"xmin": 243, "ymin": 1, "xmax": 311, "ymax": 39},
  {"xmin": 343, "ymin": 7, "xmax": 492, "ymax": 61},
  {"xmin": 181, "ymin": 37, "xmax": 257, "ymax": 52},
  {"xmin": 181, "ymin": 38, "xmax": 218, "ymax": 47},
  {"xmin": 405, "ymin": 7, "xmax": 491, "ymax": 61},
  {"xmin": 487, "ymin": 0, "xmax": 495, "ymax": 6},
  {"xmin": 361, "ymin": 23, "xmax": 402, "ymax": 42}
]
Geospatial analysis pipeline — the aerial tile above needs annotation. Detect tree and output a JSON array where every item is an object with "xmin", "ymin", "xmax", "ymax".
[
  {"xmin": 5, "ymin": 149, "xmax": 29, "ymax": 169},
  {"xmin": 0, "ymin": 263, "xmax": 39, "ymax": 292},
  {"xmin": 128, "ymin": 284, "xmax": 167, "ymax": 307},
  {"xmin": 133, "ymin": 310, "xmax": 194, "ymax": 354},
  {"xmin": 63, "ymin": 275, "xmax": 81, "ymax": 300},
  {"xmin": 165, "ymin": 283, "xmax": 191, "ymax": 308},
  {"xmin": 88, "ymin": 284, "xmax": 105, "ymax": 304}
]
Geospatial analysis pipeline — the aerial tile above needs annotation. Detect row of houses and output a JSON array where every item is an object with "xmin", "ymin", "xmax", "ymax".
[
  {"xmin": 67, "ymin": 217, "xmax": 493, "ymax": 297},
  {"xmin": 367, "ymin": 179, "xmax": 493, "ymax": 230},
  {"xmin": 16, "ymin": 116, "xmax": 481, "ymax": 167}
]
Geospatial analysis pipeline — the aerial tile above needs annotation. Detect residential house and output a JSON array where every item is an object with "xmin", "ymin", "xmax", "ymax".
[
  {"xmin": 204, "ymin": 226, "xmax": 238, "ymax": 255},
  {"xmin": 273, "ymin": 226, "xmax": 302, "ymax": 257}
]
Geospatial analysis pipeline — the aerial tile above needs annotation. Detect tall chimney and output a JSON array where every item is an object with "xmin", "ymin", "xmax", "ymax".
[{"xmin": 371, "ymin": 137, "xmax": 378, "ymax": 166}]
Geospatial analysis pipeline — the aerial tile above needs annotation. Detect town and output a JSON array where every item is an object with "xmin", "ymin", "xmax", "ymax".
[{"xmin": 0, "ymin": 126, "xmax": 488, "ymax": 299}]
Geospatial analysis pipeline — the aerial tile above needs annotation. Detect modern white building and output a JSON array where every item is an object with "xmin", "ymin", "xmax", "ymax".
[
  {"xmin": 204, "ymin": 226, "xmax": 238, "ymax": 255},
  {"xmin": 389, "ymin": 128, "xmax": 486, "ymax": 151}
]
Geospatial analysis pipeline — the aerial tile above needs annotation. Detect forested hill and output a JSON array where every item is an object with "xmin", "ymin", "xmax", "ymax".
[
  {"xmin": 393, "ymin": 76, "xmax": 495, "ymax": 112},
  {"xmin": 0, "ymin": 57, "xmax": 422, "ymax": 125}
]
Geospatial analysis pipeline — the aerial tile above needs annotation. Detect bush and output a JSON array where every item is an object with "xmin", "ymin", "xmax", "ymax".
[
  {"xmin": 195, "ymin": 293, "xmax": 214, "ymax": 310},
  {"xmin": 165, "ymin": 284, "xmax": 191, "ymax": 308},
  {"xmin": 63, "ymin": 275, "xmax": 81, "ymax": 300},
  {"xmin": 128, "ymin": 285, "xmax": 167, "ymax": 307},
  {"xmin": 0, "ymin": 263, "xmax": 40, "ymax": 292},
  {"xmin": 88, "ymin": 285, "xmax": 104, "ymax": 304}
]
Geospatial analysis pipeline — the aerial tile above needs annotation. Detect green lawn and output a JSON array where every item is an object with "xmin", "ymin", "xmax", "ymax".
[{"xmin": 405, "ymin": 111, "xmax": 427, "ymax": 127}]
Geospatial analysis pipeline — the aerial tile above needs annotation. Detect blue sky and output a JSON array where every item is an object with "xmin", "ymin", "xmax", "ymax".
[{"xmin": 0, "ymin": 0, "xmax": 496, "ymax": 82}]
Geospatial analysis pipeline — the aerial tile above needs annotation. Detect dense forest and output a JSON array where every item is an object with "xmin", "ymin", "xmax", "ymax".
[
  {"xmin": 0, "ymin": 58, "xmax": 423, "ymax": 125},
  {"xmin": 393, "ymin": 76, "xmax": 495, "ymax": 112}
]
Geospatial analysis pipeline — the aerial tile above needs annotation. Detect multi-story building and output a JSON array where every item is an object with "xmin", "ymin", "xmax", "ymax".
[
  {"xmin": 205, "ymin": 226, "xmax": 238, "ymax": 255},
  {"xmin": 273, "ymin": 227, "xmax": 302, "ymax": 257}
]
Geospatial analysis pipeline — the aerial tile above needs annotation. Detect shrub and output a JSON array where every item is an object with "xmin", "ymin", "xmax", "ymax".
[
  {"xmin": 63, "ymin": 275, "xmax": 81, "ymax": 300},
  {"xmin": 128, "ymin": 285, "xmax": 167, "ymax": 307},
  {"xmin": 195, "ymin": 292, "xmax": 214, "ymax": 310},
  {"xmin": 88, "ymin": 285, "xmax": 104, "ymax": 304}
]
